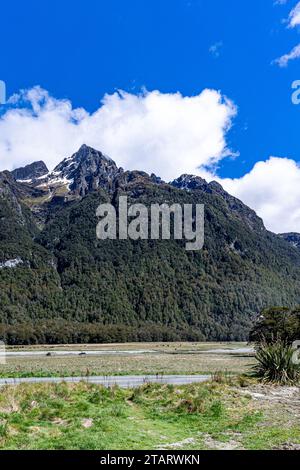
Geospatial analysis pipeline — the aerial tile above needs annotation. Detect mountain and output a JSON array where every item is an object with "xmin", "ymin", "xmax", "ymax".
[
  {"xmin": 11, "ymin": 161, "xmax": 49, "ymax": 182},
  {"xmin": 280, "ymin": 233, "xmax": 300, "ymax": 249},
  {"xmin": 171, "ymin": 175, "xmax": 264, "ymax": 232},
  {"xmin": 51, "ymin": 144, "xmax": 122, "ymax": 196},
  {"xmin": 1, "ymin": 145, "xmax": 300, "ymax": 344},
  {"xmin": 0, "ymin": 170, "xmax": 62, "ymax": 330}
]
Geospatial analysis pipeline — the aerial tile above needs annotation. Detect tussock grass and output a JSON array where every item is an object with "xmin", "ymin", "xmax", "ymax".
[
  {"xmin": 0, "ymin": 380, "xmax": 298, "ymax": 450},
  {"xmin": 253, "ymin": 342, "xmax": 300, "ymax": 385}
]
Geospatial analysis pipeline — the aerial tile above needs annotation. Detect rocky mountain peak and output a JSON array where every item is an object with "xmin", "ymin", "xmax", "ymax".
[
  {"xmin": 9, "ymin": 146, "xmax": 264, "ymax": 233},
  {"xmin": 171, "ymin": 174, "xmax": 208, "ymax": 191},
  {"xmin": 279, "ymin": 233, "xmax": 300, "ymax": 249},
  {"xmin": 49, "ymin": 145, "xmax": 121, "ymax": 196},
  {"xmin": 11, "ymin": 161, "xmax": 49, "ymax": 182}
]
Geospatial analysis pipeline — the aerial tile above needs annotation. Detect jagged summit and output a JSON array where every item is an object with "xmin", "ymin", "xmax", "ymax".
[
  {"xmin": 54, "ymin": 145, "xmax": 115, "ymax": 175},
  {"xmin": 23, "ymin": 145, "xmax": 122, "ymax": 198},
  {"xmin": 8, "ymin": 145, "xmax": 265, "ymax": 233},
  {"xmin": 171, "ymin": 174, "xmax": 230, "ymax": 195},
  {"xmin": 11, "ymin": 161, "xmax": 49, "ymax": 182},
  {"xmin": 171, "ymin": 174, "xmax": 208, "ymax": 191},
  {"xmin": 280, "ymin": 233, "xmax": 300, "ymax": 249},
  {"xmin": 50, "ymin": 145, "xmax": 121, "ymax": 196}
]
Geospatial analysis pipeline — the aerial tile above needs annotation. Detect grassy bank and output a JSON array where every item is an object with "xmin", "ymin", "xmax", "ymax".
[{"xmin": 0, "ymin": 379, "xmax": 299, "ymax": 450}]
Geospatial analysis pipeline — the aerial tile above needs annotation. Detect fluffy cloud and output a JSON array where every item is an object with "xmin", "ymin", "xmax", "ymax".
[
  {"xmin": 0, "ymin": 86, "xmax": 236, "ymax": 181},
  {"xmin": 288, "ymin": 1, "xmax": 300, "ymax": 28},
  {"xmin": 274, "ymin": 43, "xmax": 300, "ymax": 67},
  {"xmin": 2, "ymin": 87, "xmax": 300, "ymax": 234},
  {"xmin": 273, "ymin": 2, "xmax": 300, "ymax": 67},
  {"xmin": 220, "ymin": 158, "xmax": 300, "ymax": 234}
]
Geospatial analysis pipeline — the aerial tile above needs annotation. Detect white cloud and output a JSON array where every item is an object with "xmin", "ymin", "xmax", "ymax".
[
  {"xmin": 272, "ymin": 2, "xmax": 300, "ymax": 67},
  {"xmin": 274, "ymin": 43, "xmax": 300, "ymax": 66},
  {"xmin": 288, "ymin": 1, "xmax": 300, "ymax": 28},
  {"xmin": 219, "ymin": 157, "xmax": 300, "ymax": 234},
  {"xmin": 2, "ymin": 87, "xmax": 300, "ymax": 234},
  {"xmin": 0, "ymin": 86, "xmax": 236, "ymax": 181}
]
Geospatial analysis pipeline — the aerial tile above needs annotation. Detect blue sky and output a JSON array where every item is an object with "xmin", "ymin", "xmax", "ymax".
[
  {"xmin": 1, "ymin": 0, "xmax": 300, "ymax": 232},
  {"xmin": 1, "ymin": 0, "xmax": 299, "ymax": 177}
]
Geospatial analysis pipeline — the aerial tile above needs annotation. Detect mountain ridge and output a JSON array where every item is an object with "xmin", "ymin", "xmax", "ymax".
[
  {"xmin": 11, "ymin": 161, "xmax": 49, "ymax": 182},
  {"xmin": 280, "ymin": 233, "xmax": 300, "ymax": 249},
  {"xmin": 1, "ymin": 145, "xmax": 300, "ymax": 344},
  {"xmin": 8, "ymin": 145, "xmax": 266, "ymax": 232}
]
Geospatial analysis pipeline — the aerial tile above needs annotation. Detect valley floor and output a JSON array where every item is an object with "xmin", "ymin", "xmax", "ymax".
[
  {"xmin": 0, "ymin": 342, "xmax": 254, "ymax": 378},
  {"xmin": 0, "ymin": 342, "xmax": 298, "ymax": 450},
  {"xmin": 0, "ymin": 379, "xmax": 299, "ymax": 450}
]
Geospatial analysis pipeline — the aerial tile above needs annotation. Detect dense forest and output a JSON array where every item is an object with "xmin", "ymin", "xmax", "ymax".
[{"xmin": 1, "ymin": 146, "xmax": 300, "ymax": 344}]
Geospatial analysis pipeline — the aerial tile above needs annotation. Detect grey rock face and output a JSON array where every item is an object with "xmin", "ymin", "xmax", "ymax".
[
  {"xmin": 280, "ymin": 233, "xmax": 300, "ymax": 249},
  {"xmin": 12, "ymin": 161, "xmax": 49, "ymax": 181},
  {"xmin": 51, "ymin": 144, "xmax": 122, "ymax": 196},
  {"xmin": 7, "ymin": 145, "xmax": 265, "ymax": 235},
  {"xmin": 171, "ymin": 174, "xmax": 208, "ymax": 191}
]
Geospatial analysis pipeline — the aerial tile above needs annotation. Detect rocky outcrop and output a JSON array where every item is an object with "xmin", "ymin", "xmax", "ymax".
[
  {"xmin": 280, "ymin": 233, "xmax": 300, "ymax": 249},
  {"xmin": 50, "ymin": 144, "xmax": 122, "ymax": 196},
  {"xmin": 12, "ymin": 161, "xmax": 48, "ymax": 181}
]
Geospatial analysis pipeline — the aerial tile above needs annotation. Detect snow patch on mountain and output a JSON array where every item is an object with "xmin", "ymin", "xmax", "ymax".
[{"xmin": 0, "ymin": 258, "xmax": 24, "ymax": 269}]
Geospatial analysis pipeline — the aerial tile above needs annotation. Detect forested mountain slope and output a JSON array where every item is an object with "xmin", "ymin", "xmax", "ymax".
[{"xmin": 1, "ymin": 145, "xmax": 300, "ymax": 344}]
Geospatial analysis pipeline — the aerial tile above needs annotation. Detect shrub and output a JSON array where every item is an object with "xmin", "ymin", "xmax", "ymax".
[
  {"xmin": 208, "ymin": 400, "xmax": 224, "ymax": 418},
  {"xmin": 252, "ymin": 341, "xmax": 300, "ymax": 385},
  {"xmin": 250, "ymin": 307, "xmax": 300, "ymax": 346}
]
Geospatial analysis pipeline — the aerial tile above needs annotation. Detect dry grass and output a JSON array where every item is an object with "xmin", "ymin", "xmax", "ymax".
[
  {"xmin": 1, "ymin": 342, "xmax": 254, "ymax": 378},
  {"xmin": 7, "ymin": 341, "xmax": 247, "ymax": 352}
]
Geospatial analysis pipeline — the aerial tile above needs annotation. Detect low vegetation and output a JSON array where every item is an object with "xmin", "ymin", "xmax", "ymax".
[
  {"xmin": 252, "ymin": 342, "xmax": 300, "ymax": 385},
  {"xmin": 0, "ymin": 342, "xmax": 254, "ymax": 378},
  {"xmin": 250, "ymin": 307, "xmax": 300, "ymax": 345},
  {"xmin": 0, "ymin": 379, "xmax": 299, "ymax": 450},
  {"xmin": 250, "ymin": 307, "xmax": 300, "ymax": 385}
]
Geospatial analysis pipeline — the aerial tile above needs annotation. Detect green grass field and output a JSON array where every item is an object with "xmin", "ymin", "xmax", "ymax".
[
  {"xmin": 0, "ymin": 379, "xmax": 299, "ymax": 450},
  {"xmin": 0, "ymin": 342, "xmax": 298, "ymax": 450}
]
